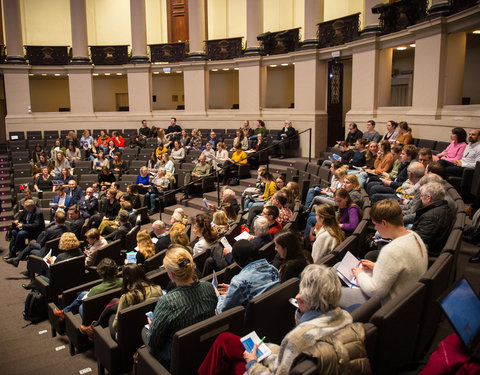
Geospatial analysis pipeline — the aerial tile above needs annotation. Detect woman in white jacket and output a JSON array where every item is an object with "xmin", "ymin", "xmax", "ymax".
[{"xmin": 311, "ymin": 204, "xmax": 345, "ymax": 263}]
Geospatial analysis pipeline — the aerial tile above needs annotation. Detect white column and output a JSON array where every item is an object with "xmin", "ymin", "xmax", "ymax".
[
  {"xmin": 245, "ymin": 0, "xmax": 263, "ymax": 55},
  {"xmin": 239, "ymin": 58, "xmax": 262, "ymax": 115},
  {"xmin": 3, "ymin": 66, "xmax": 31, "ymax": 115},
  {"xmin": 362, "ymin": 0, "xmax": 382, "ymax": 37},
  {"xmin": 3, "ymin": 0, "xmax": 25, "ymax": 63},
  {"xmin": 70, "ymin": 0, "xmax": 90, "ymax": 63},
  {"xmin": 184, "ymin": 64, "xmax": 207, "ymax": 113},
  {"xmin": 303, "ymin": 0, "xmax": 323, "ymax": 48},
  {"xmin": 130, "ymin": 0, "xmax": 149, "ymax": 62},
  {"xmin": 188, "ymin": 0, "xmax": 206, "ymax": 60},
  {"xmin": 127, "ymin": 66, "xmax": 152, "ymax": 113},
  {"xmin": 68, "ymin": 66, "xmax": 94, "ymax": 114}
]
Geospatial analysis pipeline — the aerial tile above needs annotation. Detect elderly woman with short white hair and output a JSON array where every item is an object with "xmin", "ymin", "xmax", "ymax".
[{"xmin": 199, "ymin": 264, "xmax": 353, "ymax": 375}]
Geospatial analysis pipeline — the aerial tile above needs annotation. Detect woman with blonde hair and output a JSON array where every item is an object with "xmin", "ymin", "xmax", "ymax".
[
  {"xmin": 156, "ymin": 128, "xmax": 168, "ymax": 148},
  {"xmin": 343, "ymin": 174, "xmax": 364, "ymax": 208},
  {"xmin": 136, "ymin": 229, "xmax": 156, "ymax": 264},
  {"xmin": 170, "ymin": 230, "xmax": 193, "ymax": 254},
  {"xmin": 310, "ymin": 204, "xmax": 345, "ymax": 263},
  {"xmin": 212, "ymin": 211, "xmax": 229, "ymax": 237},
  {"xmin": 145, "ymin": 246, "xmax": 217, "ymax": 367},
  {"xmin": 190, "ymin": 129, "xmax": 203, "ymax": 150},
  {"xmin": 54, "ymin": 151, "xmax": 71, "ymax": 179}
]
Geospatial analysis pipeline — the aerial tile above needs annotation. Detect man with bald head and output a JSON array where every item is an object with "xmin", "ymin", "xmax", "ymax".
[
  {"xmin": 65, "ymin": 179, "xmax": 84, "ymax": 205},
  {"xmin": 4, "ymin": 199, "xmax": 44, "ymax": 260}
]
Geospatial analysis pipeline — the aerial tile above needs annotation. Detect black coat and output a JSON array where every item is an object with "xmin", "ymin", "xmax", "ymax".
[
  {"xmin": 155, "ymin": 233, "xmax": 171, "ymax": 253},
  {"xmin": 104, "ymin": 222, "xmax": 133, "ymax": 248},
  {"xmin": 17, "ymin": 207, "xmax": 45, "ymax": 239},
  {"xmin": 412, "ymin": 200, "xmax": 454, "ymax": 256}
]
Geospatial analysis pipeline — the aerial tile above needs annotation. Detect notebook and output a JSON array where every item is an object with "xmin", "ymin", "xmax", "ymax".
[{"xmin": 438, "ymin": 277, "xmax": 480, "ymax": 360}]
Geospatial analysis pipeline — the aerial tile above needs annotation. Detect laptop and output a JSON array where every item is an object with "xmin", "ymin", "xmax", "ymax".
[{"xmin": 438, "ymin": 277, "xmax": 480, "ymax": 360}]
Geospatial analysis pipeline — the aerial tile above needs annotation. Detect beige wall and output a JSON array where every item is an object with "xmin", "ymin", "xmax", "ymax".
[
  {"xmin": 30, "ymin": 76, "xmax": 70, "ymax": 112},
  {"xmin": 265, "ymin": 66, "xmax": 294, "ymax": 108},
  {"xmin": 20, "ymin": 0, "xmax": 72, "ymax": 45},
  {"xmin": 209, "ymin": 70, "xmax": 239, "ymax": 109},
  {"xmin": 207, "ymin": 0, "xmax": 246, "ymax": 40},
  {"xmin": 463, "ymin": 35, "xmax": 480, "ymax": 104},
  {"xmin": 263, "ymin": 0, "xmax": 304, "ymax": 33},
  {"xmin": 92, "ymin": 75, "xmax": 128, "ymax": 112},
  {"xmin": 152, "ymin": 73, "xmax": 185, "ymax": 110},
  {"xmin": 146, "ymin": 0, "xmax": 168, "ymax": 44},
  {"xmin": 324, "ymin": 0, "xmax": 364, "ymax": 27},
  {"xmin": 86, "ymin": 0, "xmax": 131, "ymax": 46}
]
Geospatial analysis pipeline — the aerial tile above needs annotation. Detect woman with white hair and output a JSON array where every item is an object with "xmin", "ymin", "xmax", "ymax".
[{"xmin": 199, "ymin": 264, "xmax": 352, "ymax": 375}]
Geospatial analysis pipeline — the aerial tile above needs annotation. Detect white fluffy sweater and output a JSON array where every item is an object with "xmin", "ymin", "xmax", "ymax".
[{"xmin": 356, "ymin": 230, "xmax": 428, "ymax": 303}]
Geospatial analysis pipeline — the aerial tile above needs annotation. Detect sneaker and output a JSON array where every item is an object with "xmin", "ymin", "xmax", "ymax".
[{"xmin": 53, "ymin": 308, "xmax": 65, "ymax": 320}]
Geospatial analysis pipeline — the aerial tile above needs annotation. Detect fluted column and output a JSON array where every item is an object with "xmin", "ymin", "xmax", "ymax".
[
  {"xmin": 3, "ymin": 0, "xmax": 25, "ymax": 63},
  {"xmin": 188, "ymin": 0, "xmax": 206, "ymax": 60},
  {"xmin": 245, "ymin": 0, "xmax": 263, "ymax": 56},
  {"xmin": 130, "ymin": 0, "xmax": 149, "ymax": 62},
  {"xmin": 302, "ymin": 0, "xmax": 323, "ymax": 49},
  {"xmin": 70, "ymin": 0, "xmax": 90, "ymax": 63}
]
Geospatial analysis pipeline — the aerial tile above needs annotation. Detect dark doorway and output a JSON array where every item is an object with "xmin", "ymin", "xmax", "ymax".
[{"xmin": 327, "ymin": 60, "xmax": 344, "ymax": 147}]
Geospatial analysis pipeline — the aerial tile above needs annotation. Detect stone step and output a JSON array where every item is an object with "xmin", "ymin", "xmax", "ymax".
[{"xmin": 0, "ymin": 212, "xmax": 14, "ymax": 222}]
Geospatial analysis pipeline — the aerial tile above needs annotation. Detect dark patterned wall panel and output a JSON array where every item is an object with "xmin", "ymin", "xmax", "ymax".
[
  {"xmin": 90, "ymin": 46, "xmax": 129, "ymax": 65},
  {"xmin": 150, "ymin": 42, "xmax": 187, "ymax": 63},
  {"xmin": 25, "ymin": 46, "xmax": 69, "ymax": 65},
  {"xmin": 318, "ymin": 13, "xmax": 360, "ymax": 48},
  {"xmin": 205, "ymin": 37, "xmax": 243, "ymax": 60},
  {"xmin": 257, "ymin": 28, "xmax": 300, "ymax": 55}
]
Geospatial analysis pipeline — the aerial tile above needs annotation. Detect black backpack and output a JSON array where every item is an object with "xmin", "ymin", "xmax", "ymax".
[{"xmin": 23, "ymin": 289, "xmax": 47, "ymax": 323}]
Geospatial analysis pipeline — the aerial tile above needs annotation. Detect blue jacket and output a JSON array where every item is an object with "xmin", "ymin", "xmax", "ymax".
[
  {"xmin": 51, "ymin": 194, "xmax": 74, "ymax": 211},
  {"xmin": 65, "ymin": 186, "xmax": 84, "ymax": 205},
  {"xmin": 216, "ymin": 258, "xmax": 280, "ymax": 313}
]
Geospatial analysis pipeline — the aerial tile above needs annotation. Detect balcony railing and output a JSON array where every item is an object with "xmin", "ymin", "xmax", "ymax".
[
  {"xmin": 90, "ymin": 45, "xmax": 129, "ymax": 65},
  {"xmin": 205, "ymin": 37, "xmax": 243, "ymax": 60},
  {"xmin": 149, "ymin": 42, "xmax": 187, "ymax": 63},
  {"xmin": 257, "ymin": 28, "xmax": 300, "ymax": 55},
  {"xmin": 317, "ymin": 13, "xmax": 360, "ymax": 48},
  {"xmin": 25, "ymin": 46, "xmax": 69, "ymax": 65}
]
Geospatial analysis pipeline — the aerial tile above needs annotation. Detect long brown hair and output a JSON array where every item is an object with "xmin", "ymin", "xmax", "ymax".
[{"xmin": 315, "ymin": 204, "xmax": 345, "ymax": 247}]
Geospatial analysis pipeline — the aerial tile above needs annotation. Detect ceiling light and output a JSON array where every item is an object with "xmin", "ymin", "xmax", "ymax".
[
  {"xmin": 175, "ymin": 71, "xmax": 182, "ymax": 74},
  {"xmin": 281, "ymin": 63, "xmax": 288, "ymax": 66},
  {"xmin": 104, "ymin": 73, "xmax": 110, "ymax": 76},
  {"xmin": 116, "ymin": 73, "xmax": 122, "ymax": 76},
  {"xmin": 269, "ymin": 64, "xmax": 277, "ymax": 67},
  {"xmin": 153, "ymin": 71, "xmax": 160, "ymax": 74},
  {"xmin": 396, "ymin": 46, "xmax": 407, "ymax": 50},
  {"xmin": 28, "ymin": 73, "xmax": 34, "ymax": 76},
  {"xmin": 41, "ymin": 73, "xmax": 47, "ymax": 76},
  {"xmin": 211, "ymin": 68, "xmax": 218, "ymax": 72},
  {"xmin": 234, "ymin": 67, "xmax": 239, "ymax": 70},
  {"xmin": 222, "ymin": 68, "xmax": 229, "ymax": 71},
  {"xmin": 93, "ymin": 73, "xmax": 99, "ymax": 76},
  {"xmin": 409, "ymin": 44, "xmax": 416, "ymax": 47},
  {"xmin": 54, "ymin": 73, "xmax": 61, "ymax": 76},
  {"xmin": 473, "ymin": 30, "xmax": 480, "ymax": 34}
]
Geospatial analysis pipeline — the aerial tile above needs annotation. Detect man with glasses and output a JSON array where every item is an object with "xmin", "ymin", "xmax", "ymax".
[
  {"xmin": 411, "ymin": 182, "xmax": 454, "ymax": 256},
  {"xmin": 65, "ymin": 179, "xmax": 84, "ymax": 205},
  {"xmin": 260, "ymin": 206, "xmax": 282, "ymax": 237},
  {"xmin": 345, "ymin": 122, "xmax": 364, "ymax": 145},
  {"xmin": 78, "ymin": 187, "xmax": 98, "ymax": 219}
]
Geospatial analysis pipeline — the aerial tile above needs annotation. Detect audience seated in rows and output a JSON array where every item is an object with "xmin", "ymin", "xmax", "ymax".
[{"xmin": 199, "ymin": 264, "xmax": 359, "ymax": 375}]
